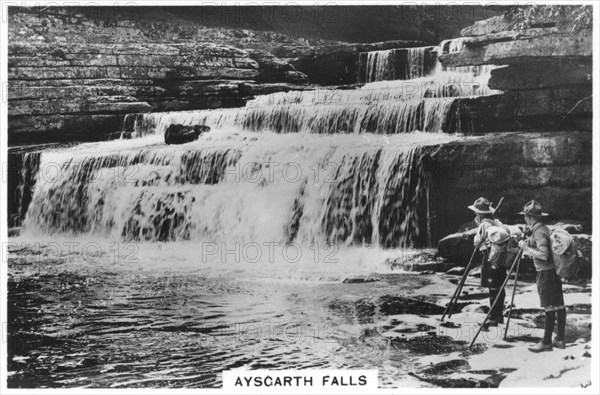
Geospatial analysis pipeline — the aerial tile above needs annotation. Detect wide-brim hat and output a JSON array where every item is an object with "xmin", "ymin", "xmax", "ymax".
[
  {"xmin": 518, "ymin": 199, "xmax": 549, "ymax": 217},
  {"xmin": 468, "ymin": 197, "xmax": 495, "ymax": 214}
]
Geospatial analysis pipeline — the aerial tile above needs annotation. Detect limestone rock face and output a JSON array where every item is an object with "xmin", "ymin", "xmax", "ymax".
[
  {"xmin": 443, "ymin": 13, "xmax": 592, "ymax": 134},
  {"xmin": 422, "ymin": 131, "xmax": 592, "ymax": 243},
  {"xmin": 7, "ymin": 9, "xmax": 308, "ymax": 144},
  {"xmin": 460, "ymin": 15, "xmax": 512, "ymax": 36}
]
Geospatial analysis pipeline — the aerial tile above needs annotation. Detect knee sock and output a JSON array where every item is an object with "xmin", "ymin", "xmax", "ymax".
[
  {"xmin": 489, "ymin": 289, "xmax": 505, "ymax": 320},
  {"xmin": 495, "ymin": 289, "xmax": 505, "ymax": 319},
  {"xmin": 556, "ymin": 308, "xmax": 566, "ymax": 341},
  {"xmin": 489, "ymin": 289, "xmax": 498, "ymax": 319},
  {"xmin": 543, "ymin": 310, "xmax": 556, "ymax": 344}
]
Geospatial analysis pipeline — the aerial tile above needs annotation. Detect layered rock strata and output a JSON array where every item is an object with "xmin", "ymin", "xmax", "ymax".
[{"xmin": 438, "ymin": 15, "xmax": 592, "ymax": 133}]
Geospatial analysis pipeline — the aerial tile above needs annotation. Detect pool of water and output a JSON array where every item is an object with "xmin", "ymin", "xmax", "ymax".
[{"xmin": 7, "ymin": 240, "xmax": 443, "ymax": 388}]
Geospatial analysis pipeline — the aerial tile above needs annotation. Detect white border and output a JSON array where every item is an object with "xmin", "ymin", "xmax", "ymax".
[{"xmin": 0, "ymin": 1, "xmax": 598, "ymax": 394}]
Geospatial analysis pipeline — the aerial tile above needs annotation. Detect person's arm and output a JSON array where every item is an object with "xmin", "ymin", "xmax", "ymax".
[
  {"xmin": 474, "ymin": 222, "xmax": 489, "ymax": 250},
  {"xmin": 519, "ymin": 231, "xmax": 550, "ymax": 260}
]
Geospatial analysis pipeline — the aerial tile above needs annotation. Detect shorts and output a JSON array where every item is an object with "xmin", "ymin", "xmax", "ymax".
[
  {"xmin": 480, "ymin": 255, "xmax": 507, "ymax": 289},
  {"xmin": 536, "ymin": 269, "xmax": 565, "ymax": 308}
]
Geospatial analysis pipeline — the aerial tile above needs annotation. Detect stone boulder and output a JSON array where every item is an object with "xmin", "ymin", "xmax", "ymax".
[{"xmin": 164, "ymin": 124, "xmax": 210, "ymax": 145}]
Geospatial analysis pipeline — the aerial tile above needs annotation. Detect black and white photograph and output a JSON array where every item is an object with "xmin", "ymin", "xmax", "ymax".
[{"xmin": 1, "ymin": 1, "xmax": 598, "ymax": 392}]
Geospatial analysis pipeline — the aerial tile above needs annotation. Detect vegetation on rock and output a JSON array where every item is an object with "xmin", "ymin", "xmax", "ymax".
[{"xmin": 507, "ymin": 5, "xmax": 592, "ymax": 34}]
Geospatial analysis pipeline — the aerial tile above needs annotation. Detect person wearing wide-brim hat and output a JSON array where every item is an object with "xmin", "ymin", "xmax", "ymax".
[
  {"xmin": 517, "ymin": 200, "xmax": 566, "ymax": 353},
  {"xmin": 468, "ymin": 197, "xmax": 507, "ymax": 326}
]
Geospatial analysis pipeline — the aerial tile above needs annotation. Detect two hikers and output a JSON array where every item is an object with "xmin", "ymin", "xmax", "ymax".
[{"xmin": 467, "ymin": 197, "xmax": 566, "ymax": 352}]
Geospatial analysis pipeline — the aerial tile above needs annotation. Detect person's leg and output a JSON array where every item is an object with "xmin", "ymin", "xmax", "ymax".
[
  {"xmin": 556, "ymin": 308, "xmax": 566, "ymax": 342},
  {"xmin": 488, "ymin": 288, "xmax": 499, "ymax": 324},
  {"xmin": 530, "ymin": 271, "xmax": 554, "ymax": 352},
  {"xmin": 495, "ymin": 288, "xmax": 506, "ymax": 323},
  {"xmin": 543, "ymin": 309, "xmax": 556, "ymax": 345}
]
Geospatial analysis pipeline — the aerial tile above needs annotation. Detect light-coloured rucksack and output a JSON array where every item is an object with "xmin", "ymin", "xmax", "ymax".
[
  {"xmin": 550, "ymin": 228, "xmax": 581, "ymax": 279},
  {"xmin": 487, "ymin": 225, "xmax": 520, "ymax": 268}
]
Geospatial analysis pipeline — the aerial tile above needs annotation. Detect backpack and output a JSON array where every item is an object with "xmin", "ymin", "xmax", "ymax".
[
  {"xmin": 550, "ymin": 228, "xmax": 581, "ymax": 279},
  {"xmin": 487, "ymin": 226, "xmax": 520, "ymax": 268}
]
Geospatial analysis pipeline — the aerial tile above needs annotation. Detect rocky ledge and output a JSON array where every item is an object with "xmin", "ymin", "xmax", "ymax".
[
  {"xmin": 7, "ymin": 8, "xmax": 309, "ymax": 145},
  {"xmin": 439, "ymin": 12, "xmax": 592, "ymax": 134}
]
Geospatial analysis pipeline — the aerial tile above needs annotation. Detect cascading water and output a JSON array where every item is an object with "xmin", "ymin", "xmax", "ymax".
[
  {"xmin": 366, "ymin": 50, "xmax": 395, "ymax": 82},
  {"xmin": 123, "ymin": 64, "xmax": 499, "ymax": 138},
  {"xmin": 406, "ymin": 47, "xmax": 426, "ymax": 80},
  {"xmin": 20, "ymin": 37, "xmax": 500, "ymax": 250},
  {"xmin": 363, "ymin": 47, "xmax": 434, "ymax": 82},
  {"xmin": 23, "ymin": 132, "xmax": 456, "ymax": 248}
]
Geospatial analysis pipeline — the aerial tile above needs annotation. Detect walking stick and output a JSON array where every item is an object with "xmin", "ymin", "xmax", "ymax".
[
  {"xmin": 441, "ymin": 197, "xmax": 504, "ymax": 322},
  {"xmin": 441, "ymin": 246, "xmax": 478, "ymax": 321},
  {"xmin": 469, "ymin": 248, "xmax": 523, "ymax": 348},
  {"xmin": 504, "ymin": 248, "xmax": 523, "ymax": 339}
]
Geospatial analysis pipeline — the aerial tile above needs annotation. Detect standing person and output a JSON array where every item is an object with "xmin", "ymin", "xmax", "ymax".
[
  {"xmin": 469, "ymin": 197, "xmax": 506, "ymax": 326},
  {"xmin": 517, "ymin": 200, "xmax": 566, "ymax": 352}
]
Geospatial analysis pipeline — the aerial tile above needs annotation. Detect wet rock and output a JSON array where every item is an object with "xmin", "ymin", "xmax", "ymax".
[
  {"xmin": 377, "ymin": 295, "xmax": 445, "ymax": 316},
  {"xmin": 418, "ymin": 359, "xmax": 471, "ymax": 375},
  {"xmin": 390, "ymin": 334, "xmax": 468, "ymax": 355},
  {"xmin": 393, "ymin": 322, "xmax": 435, "ymax": 334},
  {"xmin": 8, "ymin": 227, "xmax": 21, "ymax": 237},
  {"xmin": 462, "ymin": 304, "xmax": 489, "ymax": 314},
  {"xmin": 489, "ymin": 60, "xmax": 592, "ymax": 91},
  {"xmin": 410, "ymin": 372, "xmax": 501, "ymax": 388},
  {"xmin": 446, "ymin": 267, "xmax": 466, "ymax": 276},
  {"xmin": 164, "ymin": 124, "xmax": 210, "ymax": 145},
  {"xmin": 437, "ymin": 231, "xmax": 476, "ymax": 264},
  {"xmin": 342, "ymin": 276, "xmax": 382, "ymax": 284},
  {"xmin": 440, "ymin": 321, "xmax": 462, "ymax": 329}
]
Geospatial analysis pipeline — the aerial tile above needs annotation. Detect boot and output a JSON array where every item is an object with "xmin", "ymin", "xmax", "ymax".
[
  {"xmin": 553, "ymin": 339, "xmax": 566, "ymax": 349},
  {"xmin": 529, "ymin": 341, "xmax": 553, "ymax": 353}
]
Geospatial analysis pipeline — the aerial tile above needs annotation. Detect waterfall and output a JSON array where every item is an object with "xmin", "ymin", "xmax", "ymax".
[
  {"xmin": 440, "ymin": 37, "xmax": 467, "ymax": 54},
  {"xmin": 124, "ymin": 61, "xmax": 499, "ymax": 138},
  {"xmin": 19, "ymin": 33, "xmax": 501, "ymax": 250},
  {"xmin": 11, "ymin": 152, "xmax": 41, "ymax": 227},
  {"xmin": 363, "ymin": 47, "xmax": 434, "ymax": 83},
  {"xmin": 127, "ymin": 98, "xmax": 456, "ymax": 137},
  {"xmin": 406, "ymin": 47, "xmax": 426, "ymax": 79},
  {"xmin": 22, "ymin": 133, "xmax": 457, "ymax": 248},
  {"xmin": 366, "ymin": 50, "xmax": 395, "ymax": 82}
]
